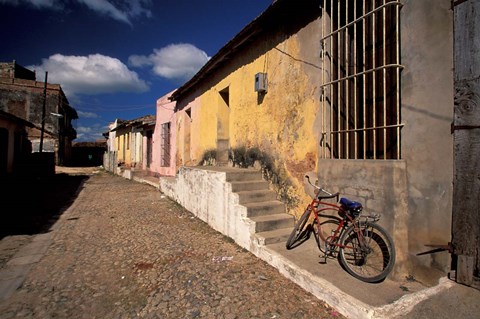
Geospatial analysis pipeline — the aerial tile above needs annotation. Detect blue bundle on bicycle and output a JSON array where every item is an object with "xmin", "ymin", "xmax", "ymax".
[{"xmin": 339, "ymin": 197, "xmax": 363, "ymax": 218}]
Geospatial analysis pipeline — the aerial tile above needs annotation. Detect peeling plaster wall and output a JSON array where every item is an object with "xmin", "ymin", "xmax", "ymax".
[
  {"xmin": 176, "ymin": 96, "xmax": 200, "ymax": 166},
  {"xmin": 175, "ymin": 15, "xmax": 323, "ymax": 215}
]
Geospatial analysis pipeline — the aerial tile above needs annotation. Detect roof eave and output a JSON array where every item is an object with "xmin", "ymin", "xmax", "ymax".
[{"xmin": 170, "ymin": 0, "xmax": 280, "ymax": 101}]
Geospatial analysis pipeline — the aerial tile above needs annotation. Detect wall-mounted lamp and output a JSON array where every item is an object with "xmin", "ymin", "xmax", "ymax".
[{"xmin": 50, "ymin": 112, "xmax": 63, "ymax": 119}]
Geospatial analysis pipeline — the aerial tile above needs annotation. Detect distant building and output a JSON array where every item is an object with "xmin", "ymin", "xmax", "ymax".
[
  {"xmin": 110, "ymin": 115, "xmax": 156, "ymax": 169},
  {"xmin": 0, "ymin": 61, "xmax": 78, "ymax": 166},
  {"xmin": 104, "ymin": 91, "xmax": 178, "ymax": 177},
  {"xmin": 71, "ymin": 141, "xmax": 107, "ymax": 167}
]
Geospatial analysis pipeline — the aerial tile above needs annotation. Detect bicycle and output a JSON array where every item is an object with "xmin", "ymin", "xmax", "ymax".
[{"xmin": 285, "ymin": 175, "xmax": 396, "ymax": 283}]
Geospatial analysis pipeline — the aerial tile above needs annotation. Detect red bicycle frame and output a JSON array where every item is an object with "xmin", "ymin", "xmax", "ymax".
[{"xmin": 308, "ymin": 198, "xmax": 367, "ymax": 251}]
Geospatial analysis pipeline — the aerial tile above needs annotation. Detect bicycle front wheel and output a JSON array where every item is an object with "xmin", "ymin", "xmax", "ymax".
[
  {"xmin": 338, "ymin": 222, "xmax": 396, "ymax": 283},
  {"xmin": 285, "ymin": 208, "xmax": 312, "ymax": 250}
]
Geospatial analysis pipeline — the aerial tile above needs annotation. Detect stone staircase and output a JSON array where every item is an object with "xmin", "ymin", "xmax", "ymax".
[{"xmin": 226, "ymin": 170, "xmax": 294, "ymax": 246}]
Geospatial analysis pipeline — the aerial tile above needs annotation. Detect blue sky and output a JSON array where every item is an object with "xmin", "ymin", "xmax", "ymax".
[{"xmin": 0, "ymin": 0, "xmax": 273, "ymax": 141}]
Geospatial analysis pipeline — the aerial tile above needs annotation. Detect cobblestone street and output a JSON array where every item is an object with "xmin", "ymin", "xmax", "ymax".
[{"xmin": 0, "ymin": 169, "xmax": 343, "ymax": 319}]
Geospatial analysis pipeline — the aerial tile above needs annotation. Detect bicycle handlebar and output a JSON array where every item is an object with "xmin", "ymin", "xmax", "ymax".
[{"xmin": 305, "ymin": 175, "xmax": 339, "ymax": 201}]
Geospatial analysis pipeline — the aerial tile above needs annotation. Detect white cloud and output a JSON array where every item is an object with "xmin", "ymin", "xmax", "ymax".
[
  {"xmin": 0, "ymin": 0, "xmax": 152, "ymax": 24},
  {"xmin": 78, "ymin": 0, "xmax": 153, "ymax": 25},
  {"xmin": 126, "ymin": 0, "xmax": 151, "ymax": 19},
  {"xmin": 129, "ymin": 43, "xmax": 210, "ymax": 82},
  {"xmin": 76, "ymin": 123, "xmax": 108, "ymax": 141},
  {"xmin": 76, "ymin": 126, "xmax": 92, "ymax": 134},
  {"xmin": 78, "ymin": 0, "xmax": 130, "ymax": 24},
  {"xmin": 77, "ymin": 110, "xmax": 99, "ymax": 119},
  {"xmin": 28, "ymin": 54, "xmax": 150, "ymax": 97},
  {"xmin": 0, "ymin": 0, "xmax": 62, "ymax": 9}
]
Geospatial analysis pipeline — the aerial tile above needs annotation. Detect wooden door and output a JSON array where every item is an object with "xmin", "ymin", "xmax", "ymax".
[{"xmin": 452, "ymin": 0, "xmax": 480, "ymax": 289}]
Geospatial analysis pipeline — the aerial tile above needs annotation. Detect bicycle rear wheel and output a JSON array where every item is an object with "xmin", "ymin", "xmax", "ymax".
[
  {"xmin": 285, "ymin": 208, "xmax": 312, "ymax": 250},
  {"xmin": 338, "ymin": 222, "xmax": 396, "ymax": 283}
]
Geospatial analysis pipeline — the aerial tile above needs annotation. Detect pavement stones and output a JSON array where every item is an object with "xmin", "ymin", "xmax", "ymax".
[
  {"xmin": 0, "ymin": 170, "xmax": 344, "ymax": 319},
  {"xmin": 3, "ymin": 167, "xmax": 480, "ymax": 319},
  {"xmin": 0, "ymin": 233, "xmax": 54, "ymax": 302}
]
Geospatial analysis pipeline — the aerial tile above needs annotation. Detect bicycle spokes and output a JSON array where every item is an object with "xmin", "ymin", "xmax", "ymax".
[{"xmin": 338, "ymin": 222, "xmax": 395, "ymax": 283}]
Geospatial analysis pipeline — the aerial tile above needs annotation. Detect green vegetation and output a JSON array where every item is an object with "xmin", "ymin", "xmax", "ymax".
[{"xmin": 199, "ymin": 149, "xmax": 217, "ymax": 166}]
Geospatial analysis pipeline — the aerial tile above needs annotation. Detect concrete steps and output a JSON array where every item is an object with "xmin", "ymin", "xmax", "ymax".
[
  {"xmin": 255, "ymin": 228, "xmax": 293, "ymax": 245},
  {"xmin": 226, "ymin": 170, "xmax": 293, "ymax": 246},
  {"xmin": 237, "ymin": 190, "xmax": 277, "ymax": 204},
  {"xmin": 250, "ymin": 213, "xmax": 293, "ymax": 232},
  {"xmin": 243, "ymin": 201, "xmax": 285, "ymax": 217},
  {"xmin": 230, "ymin": 180, "xmax": 270, "ymax": 192},
  {"xmin": 226, "ymin": 170, "xmax": 263, "ymax": 182}
]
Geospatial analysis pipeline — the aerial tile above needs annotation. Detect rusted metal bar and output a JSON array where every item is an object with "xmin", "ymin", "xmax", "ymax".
[
  {"xmin": 416, "ymin": 242, "xmax": 454, "ymax": 256},
  {"xmin": 354, "ymin": 0, "xmax": 358, "ymax": 159},
  {"xmin": 451, "ymin": 124, "xmax": 480, "ymax": 134}
]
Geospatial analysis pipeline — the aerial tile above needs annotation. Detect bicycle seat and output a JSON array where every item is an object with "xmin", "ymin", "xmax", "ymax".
[{"xmin": 339, "ymin": 197, "xmax": 363, "ymax": 211}]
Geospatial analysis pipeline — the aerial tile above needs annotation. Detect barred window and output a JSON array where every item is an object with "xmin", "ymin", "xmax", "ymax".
[
  {"xmin": 319, "ymin": 0, "xmax": 404, "ymax": 159},
  {"xmin": 161, "ymin": 122, "xmax": 171, "ymax": 167}
]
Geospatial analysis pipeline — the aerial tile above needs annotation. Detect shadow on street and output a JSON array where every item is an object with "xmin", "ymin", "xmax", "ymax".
[{"xmin": 0, "ymin": 173, "xmax": 89, "ymax": 239}]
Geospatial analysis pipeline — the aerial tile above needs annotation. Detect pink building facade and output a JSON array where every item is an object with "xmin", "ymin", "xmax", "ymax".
[{"xmin": 143, "ymin": 90, "xmax": 177, "ymax": 176}]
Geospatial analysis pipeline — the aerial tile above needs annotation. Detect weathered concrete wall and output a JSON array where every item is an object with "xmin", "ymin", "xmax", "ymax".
[
  {"xmin": 159, "ymin": 167, "xmax": 255, "ymax": 250},
  {"xmin": 0, "ymin": 62, "xmax": 35, "ymax": 80},
  {"xmin": 0, "ymin": 80, "xmax": 63, "ymax": 135},
  {"xmin": 400, "ymin": 0, "xmax": 454, "ymax": 282},
  {"xmin": 0, "ymin": 72, "xmax": 77, "ymax": 166},
  {"xmin": 103, "ymin": 151, "xmax": 117, "ymax": 173},
  {"xmin": 316, "ymin": 160, "xmax": 410, "ymax": 279}
]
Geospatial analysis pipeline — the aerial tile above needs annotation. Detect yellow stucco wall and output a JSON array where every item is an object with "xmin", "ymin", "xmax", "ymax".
[
  {"xmin": 125, "ymin": 132, "xmax": 132, "ymax": 166},
  {"xmin": 115, "ymin": 135, "xmax": 123, "ymax": 162},
  {"xmin": 115, "ymin": 131, "xmax": 132, "ymax": 166},
  {"xmin": 177, "ymin": 33, "xmax": 322, "ymax": 216}
]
